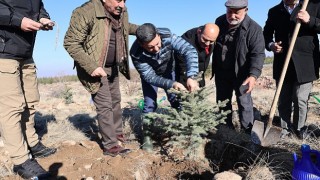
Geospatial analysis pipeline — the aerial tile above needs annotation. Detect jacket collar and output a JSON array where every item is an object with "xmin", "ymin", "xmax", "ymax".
[{"xmin": 93, "ymin": 0, "xmax": 107, "ymax": 18}]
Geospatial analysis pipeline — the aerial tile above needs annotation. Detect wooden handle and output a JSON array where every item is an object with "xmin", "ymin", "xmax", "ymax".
[{"xmin": 264, "ymin": 0, "xmax": 309, "ymax": 137}]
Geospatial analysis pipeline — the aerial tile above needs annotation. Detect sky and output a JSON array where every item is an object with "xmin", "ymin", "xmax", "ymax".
[{"xmin": 35, "ymin": 0, "xmax": 280, "ymax": 77}]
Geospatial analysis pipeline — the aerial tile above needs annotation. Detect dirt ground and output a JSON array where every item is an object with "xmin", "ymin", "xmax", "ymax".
[{"xmin": 0, "ymin": 64, "xmax": 320, "ymax": 179}]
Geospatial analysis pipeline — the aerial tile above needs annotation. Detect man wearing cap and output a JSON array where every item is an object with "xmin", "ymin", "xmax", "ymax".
[
  {"xmin": 263, "ymin": 0, "xmax": 320, "ymax": 139},
  {"xmin": 212, "ymin": 0, "xmax": 265, "ymax": 132},
  {"xmin": 175, "ymin": 23, "xmax": 220, "ymax": 87}
]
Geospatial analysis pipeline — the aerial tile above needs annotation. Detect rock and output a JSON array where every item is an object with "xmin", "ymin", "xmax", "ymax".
[
  {"xmin": 0, "ymin": 138, "xmax": 4, "ymax": 147},
  {"xmin": 84, "ymin": 164, "xmax": 92, "ymax": 170},
  {"xmin": 80, "ymin": 140, "xmax": 96, "ymax": 149},
  {"xmin": 214, "ymin": 171, "xmax": 242, "ymax": 180},
  {"xmin": 62, "ymin": 140, "xmax": 77, "ymax": 146}
]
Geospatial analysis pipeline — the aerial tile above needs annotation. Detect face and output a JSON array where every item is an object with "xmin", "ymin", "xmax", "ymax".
[
  {"xmin": 226, "ymin": 7, "xmax": 247, "ymax": 26},
  {"xmin": 141, "ymin": 34, "xmax": 162, "ymax": 54},
  {"xmin": 283, "ymin": 0, "xmax": 299, "ymax": 6},
  {"xmin": 103, "ymin": 0, "xmax": 126, "ymax": 16},
  {"xmin": 197, "ymin": 29, "xmax": 217, "ymax": 48}
]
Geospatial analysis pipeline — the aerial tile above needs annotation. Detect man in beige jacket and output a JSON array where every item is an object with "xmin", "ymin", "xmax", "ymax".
[{"xmin": 64, "ymin": 0, "xmax": 138, "ymax": 156}]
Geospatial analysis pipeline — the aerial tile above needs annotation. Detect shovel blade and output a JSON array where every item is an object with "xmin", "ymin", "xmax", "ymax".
[{"xmin": 251, "ymin": 120, "xmax": 282, "ymax": 147}]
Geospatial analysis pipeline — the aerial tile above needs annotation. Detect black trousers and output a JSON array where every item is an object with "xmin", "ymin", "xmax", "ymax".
[{"xmin": 215, "ymin": 72, "xmax": 254, "ymax": 129}]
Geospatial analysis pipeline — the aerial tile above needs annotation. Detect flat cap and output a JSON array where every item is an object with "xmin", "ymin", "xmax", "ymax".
[{"xmin": 225, "ymin": 0, "xmax": 248, "ymax": 9}]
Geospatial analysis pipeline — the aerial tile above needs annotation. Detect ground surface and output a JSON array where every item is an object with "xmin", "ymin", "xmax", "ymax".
[{"xmin": 0, "ymin": 64, "xmax": 320, "ymax": 179}]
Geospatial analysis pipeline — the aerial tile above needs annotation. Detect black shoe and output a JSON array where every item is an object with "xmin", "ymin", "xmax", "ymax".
[
  {"xmin": 13, "ymin": 158, "xmax": 51, "ymax": 179},
  {"xmin": 294, "ymin": 129, "xmax": 307, "ymax": 140},
  {"xmin": 30, "ymin": 142, "xmax": 56, "ymax": 158}
]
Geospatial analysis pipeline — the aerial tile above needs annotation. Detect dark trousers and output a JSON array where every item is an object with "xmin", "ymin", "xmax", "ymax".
[
  {"xmin": 91, "ymin": 67, "xmax": 122, "ymax": 149},
  {"xmin": 215, "ymin": 73, "xmax": 254, "ymax": 129},
  {"xmin": 141, "ymin": 71, "xmax": 180, "ymax": 113}
]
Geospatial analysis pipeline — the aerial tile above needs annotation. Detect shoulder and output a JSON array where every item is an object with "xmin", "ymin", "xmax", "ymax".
[
  {"xmin": 130, "ymin": 40, "xmax": 143, "ymax": 60},
  {"xmin": 182, "ymin": 27, "xmax": 198, "ymax": 39},
  {"xmin": 157, "ymin": 28, "xmax": 172, "ymax": 38}
]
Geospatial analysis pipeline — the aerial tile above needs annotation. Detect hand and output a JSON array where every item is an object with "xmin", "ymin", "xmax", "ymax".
[
  {"xmin": 270, "ymin": 41, "xmax": 283, "ymax": 54},
  {"xmin": 172, "ymin": 82, "xmax": 187, "ymax": 91},
  {"xmin": 242, "ymin": 76, "xmax": 256, "ymax": 94},
  {"xmin": 39, "ymin": 18, "xmax": 55, "ymax": 30},
  {"xmin": 186, "ymin": 78, "xmax": 199, "ymax": 92},
  {"xmin": 21, "ymin": 17, "xmax": 42, "ymax": 32},
  {"xmin": 297, "ymin": 10, "xmax": 310, "ymax": 24},
  {"xmin": 91, "ymin": 67, "xmax": 107, "ymax": 77}
]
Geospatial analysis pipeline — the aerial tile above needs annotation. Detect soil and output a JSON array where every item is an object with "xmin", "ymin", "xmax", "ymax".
[{"xmin": 0, "ymin": 64, "xmax": 320, "ymax": 179}]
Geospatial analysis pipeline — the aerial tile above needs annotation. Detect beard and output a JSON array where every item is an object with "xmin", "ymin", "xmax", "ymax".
[{"xmin": 227, "ymin": 18, "xmax": 242, "ymax": 26}]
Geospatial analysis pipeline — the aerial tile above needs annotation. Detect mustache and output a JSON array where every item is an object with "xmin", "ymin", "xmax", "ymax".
[{"xmin": 116, "ymin": 6, "xmax": 123, "ymax": 12}]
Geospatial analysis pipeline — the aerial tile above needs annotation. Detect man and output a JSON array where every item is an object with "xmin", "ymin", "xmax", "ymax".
[
  {"xmin": 212, "ymin": 0, "xmax": 265, "ymax": 132},
  {"xmin": 0, "ymin": 0, "xmax": 56, "ymax": 178},
  {"xmin": 64, "ymin": 0, "xmax": 138, "ymax": 156},
  {"xmin": 263, "ymin": 0, "xmax": 320, "ymax": 139},
  {"xmin": 130, "ymin": 23, "xmax": 199, "ymax": 151},
  {"xmin": 176, "ymin": 23, "xmax": 220, "ymax": 87}
]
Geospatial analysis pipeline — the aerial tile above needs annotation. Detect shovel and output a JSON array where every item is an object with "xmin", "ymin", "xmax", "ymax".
[{"xmin": 251, "ymin": 0, "xmax": 309, "ymax": 146}]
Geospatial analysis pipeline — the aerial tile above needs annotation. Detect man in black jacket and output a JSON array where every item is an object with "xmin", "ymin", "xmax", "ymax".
[
  {"xmin": 0, "ymin": 0, "xmax": 56, "ymax": 178},
  {"xmin": 263, "ymin": 0, "xmax": 320, "ymax": 139},
  {"xmin": 212, "ymin": 0, "xmax": 265, "ymax": 131},
  {"xmin": 175, "ymin": 23, "xmax": 219, "ymax": 87}
]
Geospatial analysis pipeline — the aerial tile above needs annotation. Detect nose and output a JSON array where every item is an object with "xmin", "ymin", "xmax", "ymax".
[
  {"xmin": 118, "ymin": 1, "xmax": 125, "ymax": 8},
  {"xmin": 154, "ymin": 46, "xmax": 160, "ymax": 52}
]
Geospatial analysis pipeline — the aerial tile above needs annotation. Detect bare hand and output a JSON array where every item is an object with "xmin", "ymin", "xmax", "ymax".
[
  {"xmin": 297, "ymin": 10, "xmax": 310, "ymax": 24},
  {"xmin": 242, "ymin": 76, "xmax": 256, "ymax": 93},
  {"xmin": 39, "ymin": 18, "xmax": 55, "ymax": 31},
  {"xmin": 270, "ymin": 41, "xmax": 283, "ymax": 54},
  {"xmin": 21, "ymin": 17, "xmax": 42, "ymax": 32},
  {"xmin": 186, "ymin": 78, "xmax": 199, "ymax": 92},
  {"xmin": 91, "ymin": 67, "xmax": 107, "ymax": 77},
  {"xmin": 172, "ymin": 82, "xmax": 187, "ymax": 91}
]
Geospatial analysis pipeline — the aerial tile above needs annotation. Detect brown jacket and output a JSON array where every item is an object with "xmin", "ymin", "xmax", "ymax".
[{"xmin": 64, "ymin": 0, "xmax": 138, "ymax": 94}]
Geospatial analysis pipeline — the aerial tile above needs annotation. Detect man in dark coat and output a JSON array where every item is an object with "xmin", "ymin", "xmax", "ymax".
[
  {"xmin": 175, "ymin": 23, "xmax": 220, "ymax": 87},
  {"xmin": 263, "ymin": 0, "xmax": 320, "ymax": 139},
  {"xmin": 212, "ymin": 0, "xmax": 265, "ymax": 132}
]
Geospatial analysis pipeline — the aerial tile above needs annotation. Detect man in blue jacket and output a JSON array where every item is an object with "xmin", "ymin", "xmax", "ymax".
[
  {"xmin": 0, "ymin": 0, "xmax": 56, "ymax": 178},
  {"xmin": 130, "ymin": 23, "xmax": 199, "ymax": 151},
  {"xmin": 212, "ymin": 0, "xmax": 265, "ymax": 132}
]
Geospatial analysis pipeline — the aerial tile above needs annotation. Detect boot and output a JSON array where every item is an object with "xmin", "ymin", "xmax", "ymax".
[
  {"xmin": 30, "ymin": 142, "xmax": 56, "ymax": 158},
  {"xmin": 13, "ymin": 158, "xmax": 51, "ymax": 179}
]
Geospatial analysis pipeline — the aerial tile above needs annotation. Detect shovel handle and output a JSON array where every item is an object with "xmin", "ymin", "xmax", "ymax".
[{"xmin": 264, "ymin": 0, "xmax": 309, "ymax": 137}]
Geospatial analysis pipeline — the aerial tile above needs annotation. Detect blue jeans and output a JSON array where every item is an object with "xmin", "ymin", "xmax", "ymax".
[{"xmin": 141, "ymin": 71, "xmax": 180, "ymax": 113}]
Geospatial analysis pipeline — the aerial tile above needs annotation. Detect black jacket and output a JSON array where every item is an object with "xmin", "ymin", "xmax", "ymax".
[
  {"xmin": 175, "ymin": 26, "xmax": 214, "ymax": 87},
  {"xmin": 263, "ymin": 0, "xmax": 320, "ymax": 83},
  {"xmin": 213, "ymin": 15, "xmax": 265, "ymax": 82},
  {"xmin": 0, "ymin": 0, "xmax": 50, "ymax": 59}
]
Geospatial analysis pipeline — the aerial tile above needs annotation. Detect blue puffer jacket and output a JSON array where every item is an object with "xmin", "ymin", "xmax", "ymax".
[{"xmin": 130, "ymin": 28, "xmax": 198, "ymax": 90}]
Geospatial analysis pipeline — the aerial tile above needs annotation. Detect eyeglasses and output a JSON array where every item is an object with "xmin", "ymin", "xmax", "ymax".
[{"xmin": 200, "ymin": 35, "xmax": 216, "ymax": 45}]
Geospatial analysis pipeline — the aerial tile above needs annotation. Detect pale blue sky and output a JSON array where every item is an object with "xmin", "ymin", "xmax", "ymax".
[{"xmin": 35, "ymin": 0, "xmax": 279, "ymax": 77}]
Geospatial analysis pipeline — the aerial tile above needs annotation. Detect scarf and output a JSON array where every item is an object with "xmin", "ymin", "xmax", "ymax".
[{"xmin": 105, "ymin": 10, "xmax": 126, "ymax": 66}]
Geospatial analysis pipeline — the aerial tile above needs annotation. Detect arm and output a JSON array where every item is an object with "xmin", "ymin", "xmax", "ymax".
[
  {"xmin": 243, "ymin": 25, "xmax": 265, "ymax": 93},
  {"xmin": 64, "ymin": 8, "xmax": 99, "ymax": 75},
  {"xmin": 171, "ymin": 34, "xmax": 199, "ymax": 91},
  {"xmin": 0, "ymin": 1, "xmax": 23, "ymax": 27}
]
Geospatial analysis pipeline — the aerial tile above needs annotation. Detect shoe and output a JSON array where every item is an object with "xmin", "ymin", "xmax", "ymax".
[
  {"xmin": 294, "ymin": 129, "xmax": 307, "ymax": 140},
  {"xmin": 280, "ymin": 129, "xmax": 292, "ymax": 139},
  {"xmin": 142, "ymin": 136, "xmax": 153, "ymax": 153},
  {"xmin": 103, "ymin": 145, "xmax": 131, "ymax": 157},
  {"xmin": 13, "ymin": 158, "xmax": 51, "ymax": 179},
  {"xmin": 117, "ymin": 134, "xmax": 126, "ymax": 143},
  {"xmin": 30, "ymin": 142, "xmax": 56, "ymax": 158}
]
